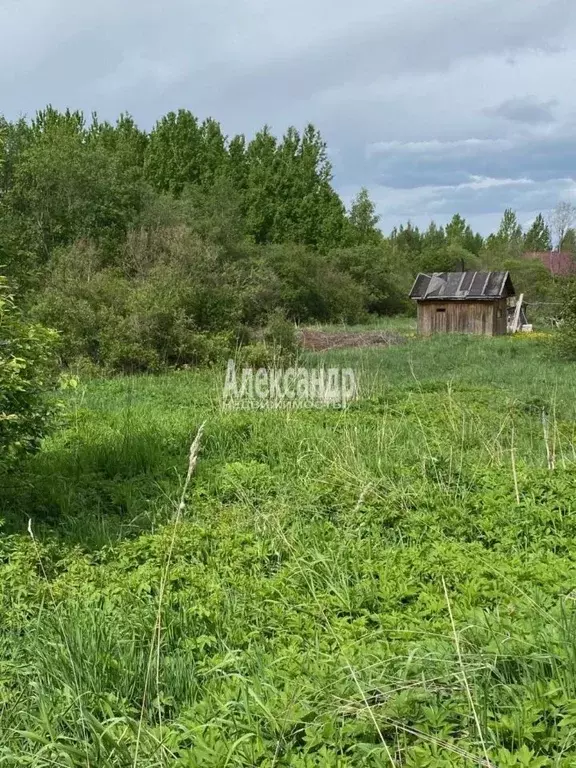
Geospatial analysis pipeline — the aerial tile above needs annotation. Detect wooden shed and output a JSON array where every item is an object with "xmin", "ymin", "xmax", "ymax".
[{"xmin": 409, "ymin": 271, "xmax": 515, "ymax": 336}]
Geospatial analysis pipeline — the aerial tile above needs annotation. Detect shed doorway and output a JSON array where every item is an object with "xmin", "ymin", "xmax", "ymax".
[{"xmin": 433, "ymin": 307, "xmax": 447, "ymax": 333}]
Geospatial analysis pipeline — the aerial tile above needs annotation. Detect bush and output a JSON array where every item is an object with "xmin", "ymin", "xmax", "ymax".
[
  {"xmin": 264, "ymin": 309, "xmax": 299, "ymax": 359},
  {"xmin": 266, "ymin": 244, "xmax": 368, "ymax": 323},
  {"xmin": 554, "ymin": 278, "xmax": 576, "ymax": 360},
  {"xmin": 0, "ymin": 277, "xmax": 58, "ymax": 469},
  {"xmin": 29, "ymin": 226, "xmax": 409, "ymax": 375},
  {"xmin": 330, "ymin": 244, "xmax": 413, "ymax": 316},
  {"xmin": 504, "ymin": 257, "xmax": 559, "ymax": 308},
  {"xmin": 31, "ymin": 232, "xmax": 243, "ymax": 372}
]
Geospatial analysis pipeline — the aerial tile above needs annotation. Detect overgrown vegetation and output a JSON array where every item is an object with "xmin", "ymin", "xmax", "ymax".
[
  {"xmin": 0, "ymin": 276, "xmax": 58, "ymax": 470},
  {"xmin": 1, "ymin": 107, "xmax": 575, "ymax": 371},
  {"xmin": 1, "ymin": 336, "xmax": 576, "ymax": 764}
]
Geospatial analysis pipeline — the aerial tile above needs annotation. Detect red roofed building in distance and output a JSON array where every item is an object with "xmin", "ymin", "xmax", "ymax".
[{"xmin": 521, "ymin": 251, "xmax": 576, "ymax": 276}]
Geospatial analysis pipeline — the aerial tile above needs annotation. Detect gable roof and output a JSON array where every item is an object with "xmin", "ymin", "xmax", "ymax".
[{"xmin": 409, "ymin": 271, "xmax": 515, "ymax": 301}]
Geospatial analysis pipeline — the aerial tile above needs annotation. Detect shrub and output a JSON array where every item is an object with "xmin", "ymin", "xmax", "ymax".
[
  {"xmin": 265, "ymin": 244, "xmax": 368, "ymax": 323},
  {"xmin": 264, "ymin": 309, "xmax": 299, "ymax": 359},
  {"xmin": 237, "ymin": 341, "xmax": 277, "ymax": 369},
  {"xmin": 0, "ymin": 277, "xmax": 58, "ymax": 469},
  {"xmin": 330, "ymin": 244, "xmax": 413, "ymax": 316},
  {"xmin": 554, "ymin": 278, "xmax": 576, "ymax": 360},
  {"xmin": 30, "ymin": 226, "xmax": 410, "ymax": 375},
  {"xmin": 31, "ymin": 233, "xmax": 243, "ymax": 372}
]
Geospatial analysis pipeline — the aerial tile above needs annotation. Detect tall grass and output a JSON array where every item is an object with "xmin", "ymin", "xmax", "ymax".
[{"xmin": 0, "ymin": 334, "xmax": 576, "ymax": 764}]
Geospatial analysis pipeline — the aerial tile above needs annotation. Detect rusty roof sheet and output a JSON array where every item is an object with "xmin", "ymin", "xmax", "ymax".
[{"xmin": 409, "ymin": 271, "xmax": 514, "ymax": 301}]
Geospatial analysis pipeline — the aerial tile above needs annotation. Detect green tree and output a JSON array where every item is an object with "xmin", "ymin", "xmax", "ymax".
[
  {"xmin": 244, "ymin": 126, "xmax": 279, "ymax": 244},
  {"xmin": 88, "ymin": 113, "xmax": 148, "ymax": 177},
  {"xmin": 0, "ymin": 117, "xmax": 32, "ymax": 196},
  {"xmin": 498, "ymin": 208, "xmax": 523, "ymax": 243},
  {"xmin": 523, "ymin": 213, "xmax": 551, "ymax": 251},
  {"xmin": 300, "ymin": 124, "xmax": 346, "ymax": 249},
  {"xmin": 272, "ymin": 124, "xmax": 345, "ymax": 248},
  {"xmin": 561, "ymin": 227, "xmax": 576, "ymax": 254},
  {"xmin": 419, "ymin": 221, "xmax": 449, "ymax": 273},
  {"xmin": 226, "ymin": 134, "xmax": 249, "ymax": 210},
  {"xmin": 144, "ymin": 110, "xmax": 202, "ymax": 194},
  {"xmin": 392, "ymin": 222, "xmax": 422, "ymax": 271},
  {"xmin": 422, "ymin": 221, "xmax": 446, "ymax": 251},
  {"xmin": 445, "ymin": 213, "xmax": 482, "ymax": 255},
  {"xmin": 271, "ymin": 126, "xmax": 302, "ymax": 243},
  {"xmin": 198, "ymin": 118, "xmax": 228, "ymax": 189},
  {"xmin": 484, "ymin": 208, "xmax": 523, "ymax": 264},
  {"xmin": 7, "ymin": 109, "xmax": 144, "ymax": 262},
  {"xmin": 445, "ymin": 213, "xmax": 468, "ymax": 246},
  {"xmin": 0, "ymin": 120, "xmax": 36, "ymax": 285},
  {"xmin": 346, "ymin": 188, "xmax": 381, "ymax": 245}
]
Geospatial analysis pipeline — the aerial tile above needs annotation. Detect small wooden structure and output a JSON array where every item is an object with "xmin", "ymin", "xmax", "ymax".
[{"xmin": 409, "ymin": 271, "xmax": 516, "ymax": 336}]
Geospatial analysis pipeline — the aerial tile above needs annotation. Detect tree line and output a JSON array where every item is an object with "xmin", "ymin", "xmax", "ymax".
[{"xmin": 0, "ymin": 106, "xmax": 574, "ymax": 372}]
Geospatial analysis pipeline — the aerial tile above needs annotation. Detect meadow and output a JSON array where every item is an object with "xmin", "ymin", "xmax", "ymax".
[{"xmin": 3, "ymin": 333, "xmax": 576, "ymax": 766}]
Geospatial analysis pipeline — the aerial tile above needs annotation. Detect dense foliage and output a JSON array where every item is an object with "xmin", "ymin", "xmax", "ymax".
[
  {"xmin": 1, "ymin": 108, "xmax": 574, "ymax": 371},
  {"xmin": 0, "ymin": 276, "xmax": 58, "ymax": 470}
]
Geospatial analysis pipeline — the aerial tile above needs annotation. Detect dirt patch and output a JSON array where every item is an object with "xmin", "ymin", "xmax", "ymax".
[{"xmin": 298, "ymin": 329, "xmax": 406, "ymax": 352}]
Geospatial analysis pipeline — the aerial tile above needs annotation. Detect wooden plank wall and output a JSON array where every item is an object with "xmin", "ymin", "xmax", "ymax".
[
  {"xmin": 417, "ymin": 300, "xmax": 505, "ymax": 336},
  {"xmin": 493, "ymin": 298, "xmax": 508, "ymax": 335}
]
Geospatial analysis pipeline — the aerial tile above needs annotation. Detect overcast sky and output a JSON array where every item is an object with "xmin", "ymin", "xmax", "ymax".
[{"xmin": 2, "ymin": 0, "xmax": 576, "ymax": 234}]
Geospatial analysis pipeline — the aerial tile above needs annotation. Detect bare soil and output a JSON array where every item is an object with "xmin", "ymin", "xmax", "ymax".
[{"xmin": 298, "ymin": 329, "xmax": 406, "ymax": 351}]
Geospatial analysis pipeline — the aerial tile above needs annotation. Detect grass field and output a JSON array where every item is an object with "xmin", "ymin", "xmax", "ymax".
[
  {"xmin": 3, "ymin": 333, "xmax": 576, "ymax": 765},
  {"xmin": 301, "ymin": 315, "xmax": 418, "ymax": 334}
]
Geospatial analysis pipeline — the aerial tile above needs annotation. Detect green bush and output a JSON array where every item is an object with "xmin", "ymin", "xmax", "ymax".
[
  {"xmin": 330, "ymin": 244, "xmax": 413, "ymax": 316},
  {"xmin": 266, "ymin": 244, "xmax": 368, "ymax": 323},
  {"xmin": 31, "ymin": 232, "xmax": 243, "ymax": 372},
  {"xmin": 554, "ymin": 278, "xmax": 576, "ymax": 359},
  {"xmin": 28, "ymin": 218, "xmax": 410, "ymax": 375},
  {"xmin": 263, "ymin": 309, "xmax": 299, "ymax": 358},
  {"xmin": 0, "ymin": 277, "xmax": 58, "ymax": 469}
]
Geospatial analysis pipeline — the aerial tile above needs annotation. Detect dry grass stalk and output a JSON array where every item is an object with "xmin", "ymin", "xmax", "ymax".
[{"xmin": 134, "ymin": 421, "xmax": 206, "ymax": 768}]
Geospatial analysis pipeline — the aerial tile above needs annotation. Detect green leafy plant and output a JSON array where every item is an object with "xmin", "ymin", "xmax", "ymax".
[{"xmin": 0, "ymin": 276, "xmax": 58, "ymax": 469}]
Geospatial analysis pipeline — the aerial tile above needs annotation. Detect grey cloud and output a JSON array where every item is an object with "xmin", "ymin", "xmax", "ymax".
[
  {"xmin": 197, "ymin": 0, "xmax": 576, "ymax": 129},
  {"xmin": 484, "ymin": 96, "xmax": 557, "ymax": 124},
  {"xmin": 372, "ymin": 134, "xmax": 576, "ymax": 188},
  {"xmin": 338, "ymin": 121, "xmax": 576, "ymax": 232},
  {"xmin": 363, "ymin": 175, "xmax": 576, "ymax": 235},
  {"xmin": 331, "ymin": 126, "xmax": 576, "ymax": 206},
  {"xmin": 3, "ymin": 0, "xmax": 576, "ymax": 129}
]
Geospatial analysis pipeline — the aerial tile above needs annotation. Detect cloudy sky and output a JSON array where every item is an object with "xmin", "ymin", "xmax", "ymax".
[{"xmin": 2, "ymin": 0, "xmax": 576, "ymax": 234}]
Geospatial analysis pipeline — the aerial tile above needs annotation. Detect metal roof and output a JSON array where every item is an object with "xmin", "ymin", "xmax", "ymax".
[{"xmin": 409, "ymin": 271, "xmax": 515, "ymax": 301}]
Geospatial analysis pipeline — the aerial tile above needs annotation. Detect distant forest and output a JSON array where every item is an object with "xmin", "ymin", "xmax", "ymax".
[{"xmin": 0, "ymin": 107, "xmax": 572, "ymax": 371}]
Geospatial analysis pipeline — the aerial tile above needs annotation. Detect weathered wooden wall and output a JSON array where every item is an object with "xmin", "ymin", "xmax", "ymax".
[
  {"xmin": 417, "ymin": 300, "xmax": 507, "ymax": 336},
  {"xmin": 493, "ymin": 298, "xmax": 508, "ymax": 335}
]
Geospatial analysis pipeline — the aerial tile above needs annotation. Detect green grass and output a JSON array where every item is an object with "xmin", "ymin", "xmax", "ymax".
[
  {"xmin": 2, "ymin": 333, "xmax": 576, "ymax": 765},
  {"xmin": 301, "ymin": 314, "xmax": 417, "ymax": 334}
]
